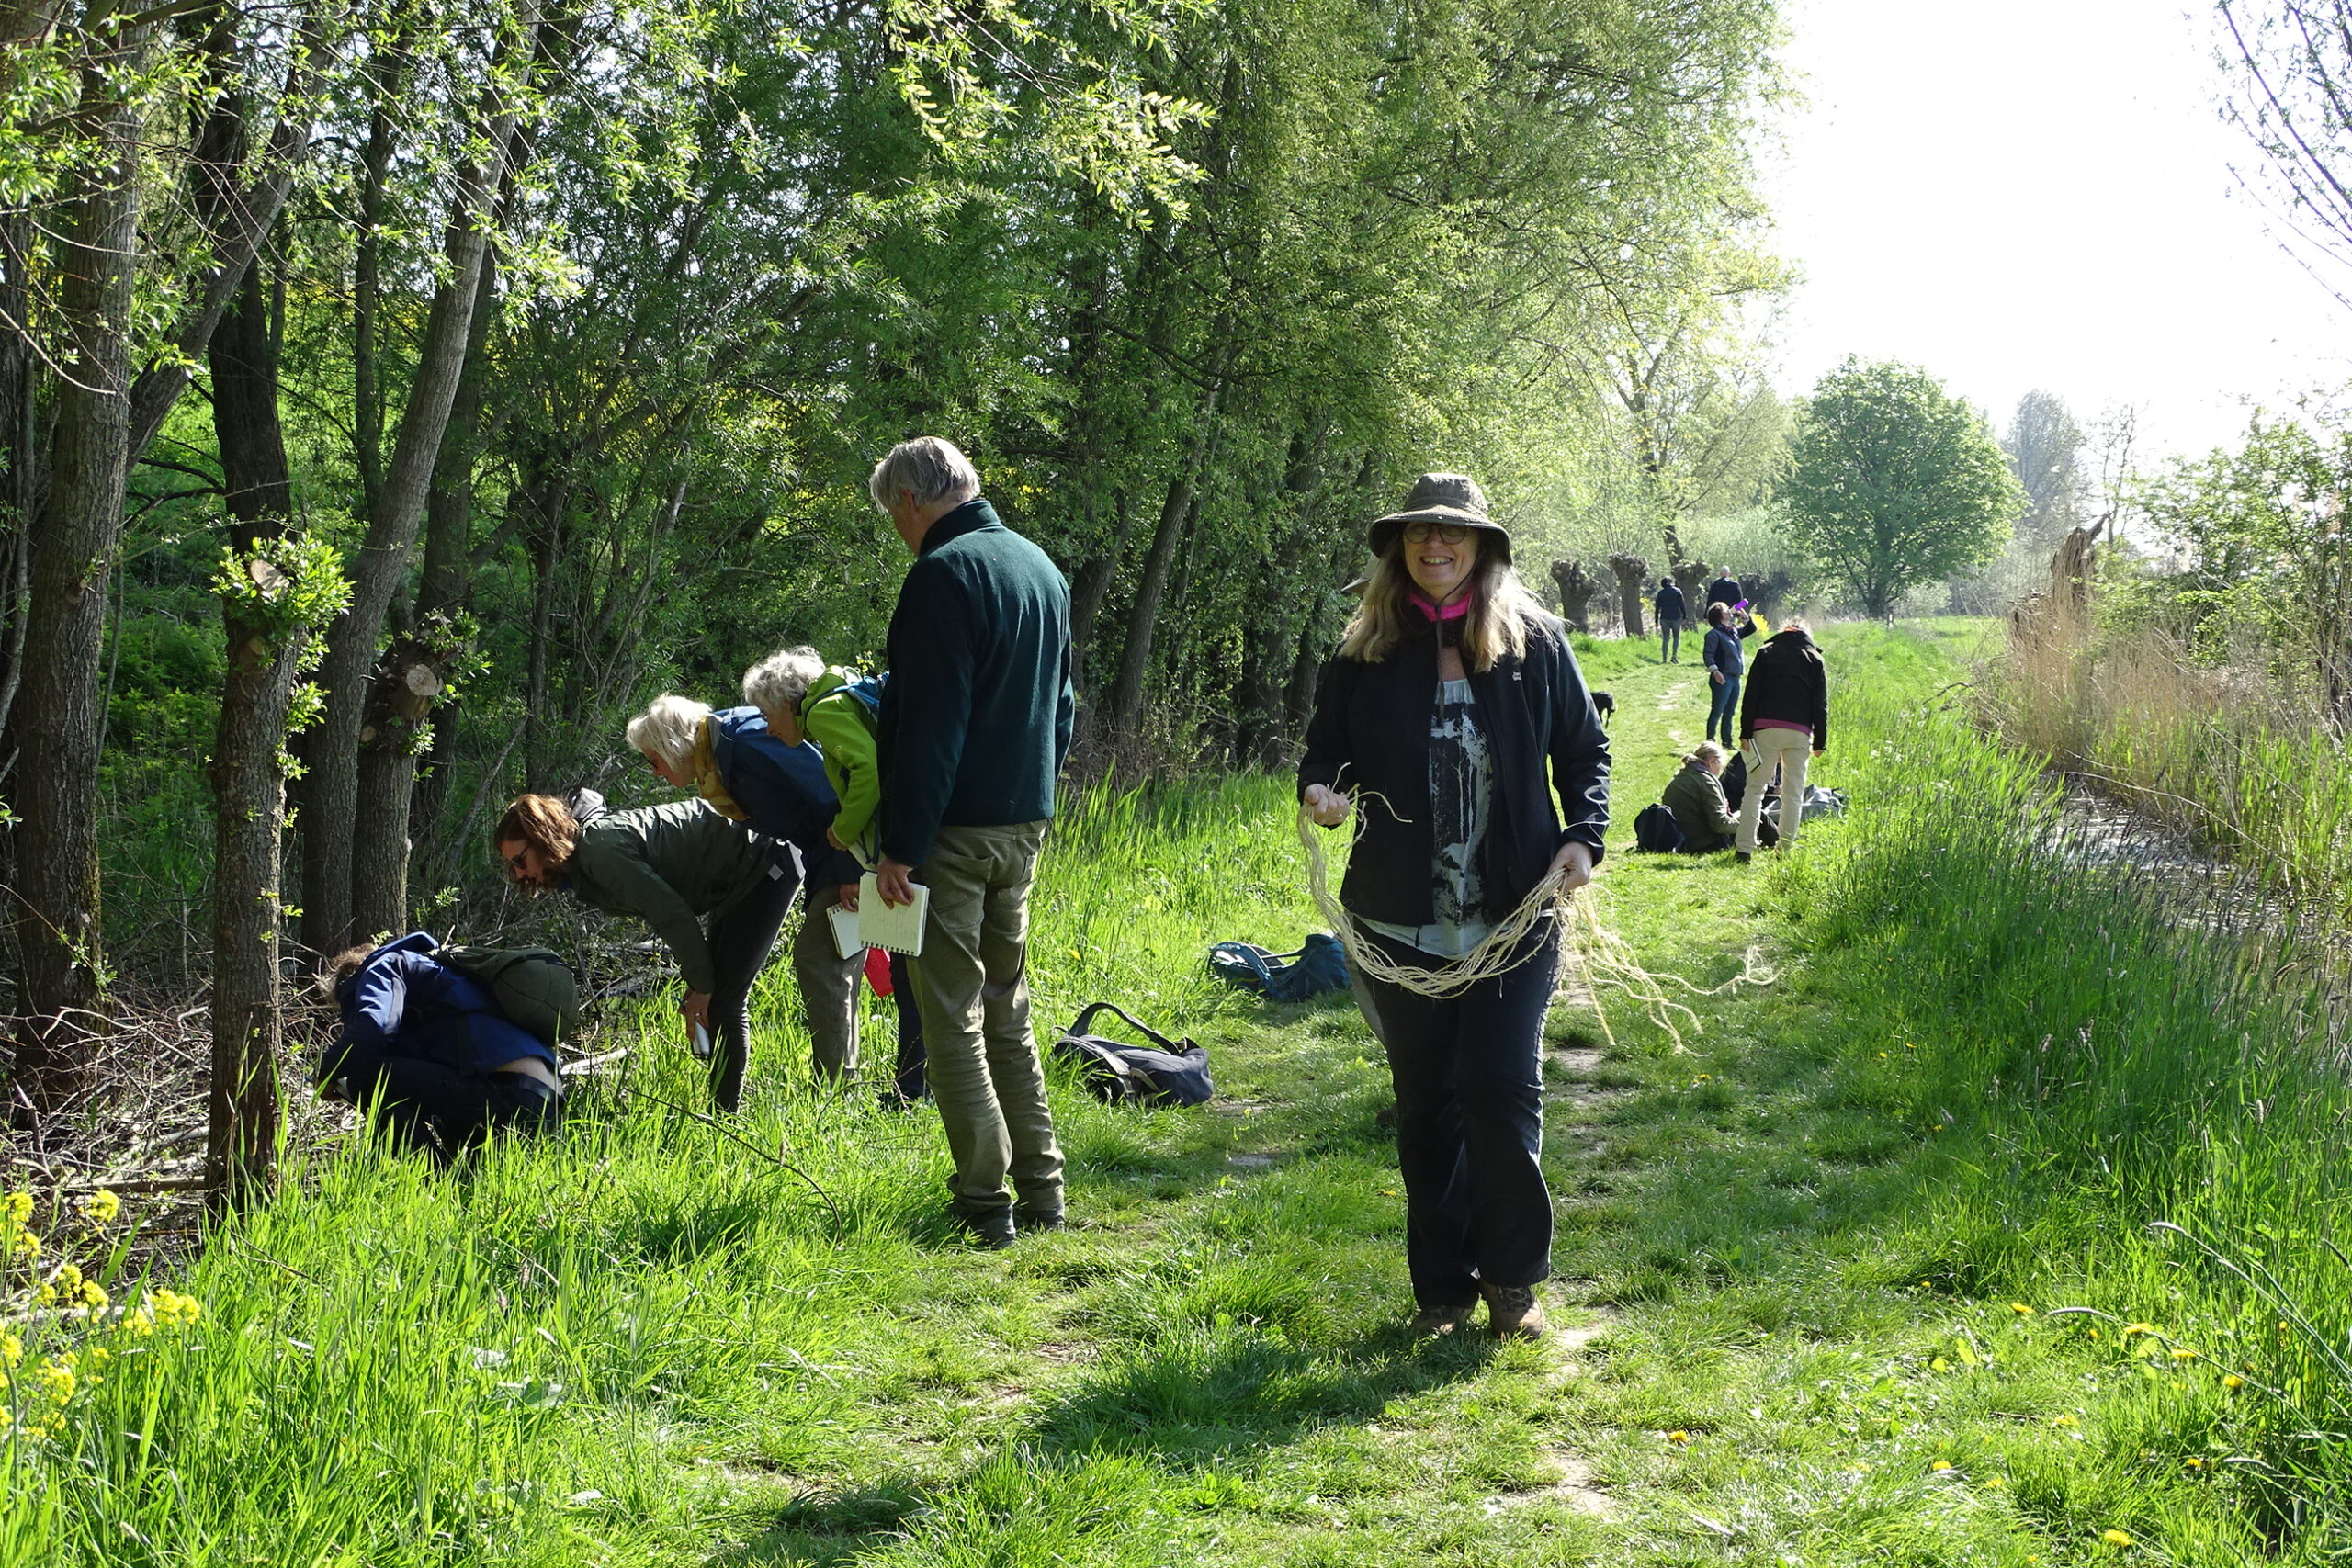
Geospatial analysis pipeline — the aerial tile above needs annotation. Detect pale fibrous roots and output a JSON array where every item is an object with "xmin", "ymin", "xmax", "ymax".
[{"xmin": 1296, "ymin": 795, "xmax": 1772, "ymax": 1052}]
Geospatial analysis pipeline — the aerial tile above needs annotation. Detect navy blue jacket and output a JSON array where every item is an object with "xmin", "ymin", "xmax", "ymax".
[
  {"xmin": 708, "ymin": 707, "xmax": 860, "ymax": 887},
  {"xmin": 879, "ymin": 498, "xmax": 1075, "ymax": 865},
  {"xmin": 1702, "ymin": 617, "xmax": 1756, "ymax": 681},
  {"xmin": 1705, "ymin": 576, "xmax": 1744, "ymax": 611},
  {"xmin": 322, "ymin": 933, "xmax": 555, "ymax": 1083},
  {"xmin": 1653, "ymin": 583, "xmax": 1688, "ymax": 626},
  {"xmin": 1299, "ymin": 609, "xmax": 1610, "ymax": 927}
]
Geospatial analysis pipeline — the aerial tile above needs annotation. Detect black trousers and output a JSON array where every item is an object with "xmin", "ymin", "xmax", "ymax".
[
  {"xmin": 1359, "ymin": 923, "xmax": 1560, "ymax": 1307},
  {"xmin": 346, "ymin": 1055, "xmax": 560, "ymax": 1167},
  {"xmin": 888, "ymin": 950, "xmax": 927, "ymax": 1101},
  {"xmin": 707, "ymin": 863, "xmax": 800, "ymax": 1111}
]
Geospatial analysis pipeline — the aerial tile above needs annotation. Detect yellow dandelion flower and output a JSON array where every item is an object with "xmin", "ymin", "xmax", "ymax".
[
  {"xmin": 2011, "ymin": 1303, "xmax": 2035, "ymax": 1315},
  {"xmin": 78, "ymin": 1189, "xmax": 119, "ymax": 1224},
  {"xmin": 1932, "ymin": 1460, "xmax": 1955, "ymax": 1472},
  {"xmin": 1667, "ymin": 1430, "xmax": 1690, "ymax": 1446},
  {"xmin": 2184, "ymin": 1457, "xmax": 2206, "ymax": 1471},
  {"xmin": 2052, "ymin": 1415, "xmax": 2079, "ymax": 1428},
  {"xmin": 1986, "ymin": 1475, "xmax": 2007, "ymax": 1488},
  {"xmin": 2102, "ymin": 1529, "xmax": 2134, "ymax": 1547},
  {"xmin": 2122, "ymin": 1323, "xmax": 2156, "ymax": 1337},
  {"xmin": 2222, "ymin": 1374, "xmax": 2245, "ymax": 1389},
  {"xmin": 2169, "ymin": 1348, "xmax": 2196, "ymax": 1360}
]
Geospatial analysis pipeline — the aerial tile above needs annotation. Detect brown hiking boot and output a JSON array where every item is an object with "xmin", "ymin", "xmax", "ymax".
[
  {"xmin": 1482, "ymin": 1283, "xmax": 1548, "ymax": 1339},
  {"xmin": 1408, "ymin": 1303, "xmax": 1478, "ymax": 1337}
]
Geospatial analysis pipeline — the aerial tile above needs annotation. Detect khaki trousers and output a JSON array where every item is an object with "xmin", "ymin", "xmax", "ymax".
[
  {"xmin": 1737, "ymin": 727, "xmax": 1813, "ymax": 853},
  {"xmin": 795, "ymin": 881, "xmax": 867, "ymax": 1080},
  {"xmin": 909, "ymin": 820, "xmax": 1063, "ymax": 1216}
]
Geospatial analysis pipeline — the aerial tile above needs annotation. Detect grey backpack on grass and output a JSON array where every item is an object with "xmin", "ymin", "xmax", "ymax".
[{"xmin": 435, "ymin": 945, "xmax": 584, "ymax": 1047}]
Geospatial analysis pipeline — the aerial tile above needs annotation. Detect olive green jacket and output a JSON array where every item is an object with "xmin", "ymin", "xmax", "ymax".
[
  {"xmin": 1661, "ymin": 761, "xmax": 1738, "ymax": 854},
  {"xmin": 562, "ymin": 800, "xmax": 776, "ymax": 993}
]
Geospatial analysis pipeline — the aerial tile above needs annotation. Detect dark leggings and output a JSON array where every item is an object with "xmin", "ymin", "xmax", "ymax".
[
  {"xmin": 888, "ymin": 951, "xmax": 927, "ymax": 1100},
  {"xmin": 345, "ymin": 1055, "xmax": 560, "ymax": 1167},
  {"xmin": 1359, "ymin": 922, "xmax": 1560, "ymax": 1308},
  {"xmin": 707, "ymin": 866, "xmax": 799, "ymax": 1111}
]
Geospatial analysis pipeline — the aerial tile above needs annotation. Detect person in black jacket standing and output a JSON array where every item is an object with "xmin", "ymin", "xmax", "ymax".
[
  {"xmin": 1736, "ymin": 618, "xmax": 1829, "ymax": 862},
  {"xmin": 869, "ymin": 436, "xmax": 1075, "ymax": 1249},
  {"xmin": 1652, "ymin": 576, "xmax": 1688, "ymax": 663},
  {"xmin": 1300, "ymin": 472, "xmax": 1610, "ymax": 1340}
]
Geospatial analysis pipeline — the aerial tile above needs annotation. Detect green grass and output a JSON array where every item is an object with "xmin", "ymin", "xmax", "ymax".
[{"xmin": 6, "ymin": 615, "xmax": 2348, "ymax": 1564}]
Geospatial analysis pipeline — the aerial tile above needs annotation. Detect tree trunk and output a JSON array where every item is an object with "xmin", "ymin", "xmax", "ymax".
[
  {"xmin": 207, "ymin": 261, "xmax": 305, "ymax": 1210},
  {"xmin": 1549, "ymin": 560, "xmax": 1597, "ymax": 634},
  {"xmin": 351, "ymin": 243, "xmax": 494, "ymax": 938},
  {"xmin": 1107, "ymin": 410, "xmax": 1219, "ymax": 732},
  {"xmin": 300, "ymin": 22, "xmax": 536, "ymax": 958},
  {"xmin": 1068, "ymin": 488, "xmax": 1137, "ymax": 674},
  {"xmin": 1608, "ymin": 554, "xmax": 1649, "ymax": 639},
  {"xmin": 10, "ymin": 29, "xmax": 146, "ymax": 1115}
]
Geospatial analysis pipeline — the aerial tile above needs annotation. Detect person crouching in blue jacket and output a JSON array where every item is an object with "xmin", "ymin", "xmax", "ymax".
[{"xmin": 320, "ymin": 933, "xmax": 562, "ymax": 1164}]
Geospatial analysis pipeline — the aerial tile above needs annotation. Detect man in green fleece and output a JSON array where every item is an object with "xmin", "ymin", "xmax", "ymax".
[{"xmin": 868, "ymin": 436, "xmax": 1075, "ymax": 1248}]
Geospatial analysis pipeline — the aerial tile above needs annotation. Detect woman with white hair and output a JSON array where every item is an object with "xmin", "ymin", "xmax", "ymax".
[
  {"xmin": 625, "ymin": 691, "xmax": 867, "ymax": 1084},
  {"xmin": 1300, "ymin": 471, "xmax": 1611, "ymax": 1341}
]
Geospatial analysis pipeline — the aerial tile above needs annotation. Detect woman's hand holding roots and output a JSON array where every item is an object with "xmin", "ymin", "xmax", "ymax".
[{"xmin": 1302, "ymin": 784, "xmax": 1351, "ymax": 828}]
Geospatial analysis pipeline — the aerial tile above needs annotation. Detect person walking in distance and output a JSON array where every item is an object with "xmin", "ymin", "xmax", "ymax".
[
  {"xmin": 1705, "ymin": 565, "xmax": 1743, "ymax": 616},
  {"xmin": 1652, "ymin": 575, "xmax": 1688, "ymax": 663},
  {"xmin": 867, "ymin": 437, "xmax": 1076, "ymax": 1248},
  {"xmin": 1736, "ymin": 617, "xmax": 1828, "ymax": 863}
]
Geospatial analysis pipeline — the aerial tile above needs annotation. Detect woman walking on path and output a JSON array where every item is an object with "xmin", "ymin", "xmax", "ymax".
[
  {"xmin": 497, "ymin": 794, "xmax": 793, "ymax": 1111},
  {"xmin": 1736, "ymin": 618, "xmax": 1828, "ymax": 863},
  {"xmin": 1299, "ymin": 472, "xmax": 1611, "ymax": 1340},
  {"xmin": 1701, "ymin": 602, "xmax": 1755, "ymax": 747}
]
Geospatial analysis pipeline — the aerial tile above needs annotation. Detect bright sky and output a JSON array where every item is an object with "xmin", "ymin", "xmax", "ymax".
[{"xmin": 1762, "ymin": 0, "xmax": 2350, "ymax": 462}]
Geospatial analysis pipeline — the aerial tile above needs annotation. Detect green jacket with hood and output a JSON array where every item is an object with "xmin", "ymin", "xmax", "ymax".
[{"xmin": 562, "ymin": 800, "xmax": 777, "ymax": 993}]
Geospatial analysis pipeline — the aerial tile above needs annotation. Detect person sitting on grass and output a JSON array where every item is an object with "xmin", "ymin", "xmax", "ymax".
[
  {"xmin": 319, "ymin": 934, "xmax": 563, "ymax": 1166},
  {"xmin": 497, "ymin": 793, "xmax": 789, "ymax": 1113},
  {"xmin": 743, "ymin": 646, "xmax": 928, "ymax": 1108},
  {"xmin": 1660, "ymin": 742, "xmax": 1774, "ymax": 856},
  {"xmin": 627, "ymin": 693, "xmax": 866, "ymax": 1087}
]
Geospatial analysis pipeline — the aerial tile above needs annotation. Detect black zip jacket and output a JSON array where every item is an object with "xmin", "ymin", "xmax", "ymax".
[
  {"xmin": 1298, "ymin": 610, "xmax": 1610, "ymax": 927},
  {"xmin": 1738, "ymin": 628, "xmax": 1829, "ymax": 750}
]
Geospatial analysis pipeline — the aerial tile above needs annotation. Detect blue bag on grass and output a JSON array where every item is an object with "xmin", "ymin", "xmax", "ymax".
[{"xmin": 1207, "ymin": 932, "xmax": 1351, "ymax": 1003}]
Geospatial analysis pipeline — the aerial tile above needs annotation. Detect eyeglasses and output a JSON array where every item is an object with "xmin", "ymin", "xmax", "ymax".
[{"xmin": 1401, "ymin": 521, "xmax": 1471, "ymax": 545}]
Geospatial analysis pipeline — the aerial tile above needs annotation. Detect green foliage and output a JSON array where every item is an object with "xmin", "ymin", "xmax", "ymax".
[
  {"xmin": 211, "ymin": 536, "xmax": 353, "ymax": 651},
  {"xmin": 1782, "ymin": 358, "xmax": 2022, "ymax": 617}
]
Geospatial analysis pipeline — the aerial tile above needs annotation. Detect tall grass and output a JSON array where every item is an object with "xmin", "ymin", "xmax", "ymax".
[
  {"xmin": 1988, "ymin": 620, "xmax": 2352, "ymax": 908},
  {"xmin": 1805, "ymin": 662, "xmax": 2352, "ymax": 1546}
]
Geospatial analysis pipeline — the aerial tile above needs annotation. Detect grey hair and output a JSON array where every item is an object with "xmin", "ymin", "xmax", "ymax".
[
  {"xmin": 741, "ymin": 646, "xmax": 826, "ymax": 717},
  {"xmin": 625, "ymin": 694, "xmax": 710, "ymax": 772},
  {"xmin": 867, "ymin": 436, "xmax": 980, "ymax": 514}
]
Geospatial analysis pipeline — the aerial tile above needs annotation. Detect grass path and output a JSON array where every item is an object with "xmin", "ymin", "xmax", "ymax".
[{"xmin": 11, "ymin": 619, "xmax": 2328, "ymax": 1566}]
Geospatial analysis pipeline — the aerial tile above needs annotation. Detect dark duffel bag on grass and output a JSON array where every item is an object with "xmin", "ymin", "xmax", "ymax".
[
  {"xmin": 1207, "ymin": 932, "xmax": 1349, "ymax": 1002},
  {"xmin": 1051, "ymin": 1002, "xmax": 1214, "ymax": 1107}
]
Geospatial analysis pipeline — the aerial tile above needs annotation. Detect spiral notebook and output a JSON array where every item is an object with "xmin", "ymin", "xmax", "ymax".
[{"xmin": 825, "ymin": 874, "xmax": 927, "ymax": 958}]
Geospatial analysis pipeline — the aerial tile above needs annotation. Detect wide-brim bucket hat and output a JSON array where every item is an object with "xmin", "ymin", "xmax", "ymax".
[{"xmin": 1367, "ymin": 472, "xmax": 1512, "ymax": 564}]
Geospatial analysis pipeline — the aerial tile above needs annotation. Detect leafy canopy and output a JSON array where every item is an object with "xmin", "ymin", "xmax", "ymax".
[{"xmin": 1782, "ymin": 357, "xmax": 2021, "ymax": 616}]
